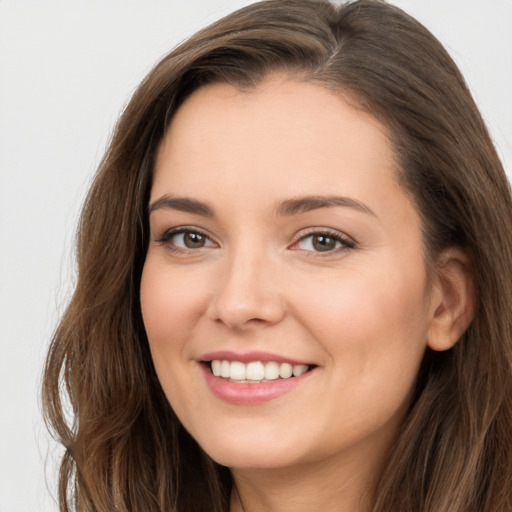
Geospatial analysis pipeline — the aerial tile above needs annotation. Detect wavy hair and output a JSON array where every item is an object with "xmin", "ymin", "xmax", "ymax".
[{"xmin": 42, "ymin": 1, "xmax": 512, "ymax": 510}]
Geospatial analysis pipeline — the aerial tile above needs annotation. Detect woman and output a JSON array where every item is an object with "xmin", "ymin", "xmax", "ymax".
[{"xmin": 42, "ymin": 0, "xmax": 512, "ymax": 511}]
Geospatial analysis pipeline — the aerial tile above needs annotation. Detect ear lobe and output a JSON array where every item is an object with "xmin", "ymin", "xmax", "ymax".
[{"xmin": 426, "ymin": 248, "xmax": 476, "ymax": 352}]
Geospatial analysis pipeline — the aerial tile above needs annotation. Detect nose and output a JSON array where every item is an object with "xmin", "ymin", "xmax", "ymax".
[{"xmin": 206, "ymin": 246, "xmax": 286, "ymax": 331}]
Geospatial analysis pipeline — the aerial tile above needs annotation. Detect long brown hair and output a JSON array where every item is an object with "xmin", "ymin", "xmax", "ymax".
[{"xmin": 42, "ymin": 1, "xmax": 512, "ymax": 510}]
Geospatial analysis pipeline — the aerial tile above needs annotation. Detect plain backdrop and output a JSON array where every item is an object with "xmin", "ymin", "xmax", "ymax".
[{"xmin": 0, "ymin": 1, "xmax": 511, "ymax": 511}]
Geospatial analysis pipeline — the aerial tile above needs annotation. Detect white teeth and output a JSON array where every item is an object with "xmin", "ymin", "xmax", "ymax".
[
  {"xmin": 279, "ymin": 362, "xmax": 293, "ymax": 379},
  {"xmin": 292, "ymin": 364, "xmax": 308, "ymax": 377},
  {"xmin": 264, "ymin": 361, "xmax": 280, "ymax": 380},
  {"xmin": 209, "ymin": 359, "xmax": 311, "ymax": 382},
  {"xmin": 230, "ymin": 361, "xmax": 246, "ymax": 380},
  {"xmin": 211, "ymin": 360, "xmax": 221, "ymax": 377},
  {"xmin": 220, "ymin": 360, "xmax": 231, "ymax": 378},
  {"xmin": 246, "ymin": 361, "xmax": 265, "ymax": 381}
]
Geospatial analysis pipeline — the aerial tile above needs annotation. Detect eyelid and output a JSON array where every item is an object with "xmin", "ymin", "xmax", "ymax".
[
  {"xmin": 153, "ymin": 225, "xmax": 355, "ymax": 254},
  {"xmin": 290, "ymin": 227, "xmax": 356, "ymax": 252},
  {"xmin": 155, "ymin": 225, "xmax": 218, "ymax": 249}
]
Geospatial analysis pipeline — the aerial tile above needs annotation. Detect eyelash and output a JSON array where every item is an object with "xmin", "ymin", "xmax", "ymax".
[
  {"xmin": 155, "ymin": 226, "xmax": 217, "ymax": 253},
  {"xmin": 291, "ymin": 228, "xmax": 355, "ymax": 255},
  {"xmin": 154, "ymin": 226, "xmax": 355, "ymax": 255}
]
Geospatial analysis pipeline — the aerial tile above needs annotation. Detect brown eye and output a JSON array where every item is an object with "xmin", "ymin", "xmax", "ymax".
[
  {"xmin": 182, "ymin": 231, "xmax": 207, "ymax": 248},
  {"xmin": 295, "ymin": 231, "xmax": 354, "ymax": 253},
  {"xmin": 158, "ymin": 229, "xmax": 216, "ymax": 250},
  {"xmin": 312, "ymin": 234, "xmax": 338, "ymax": 252}
]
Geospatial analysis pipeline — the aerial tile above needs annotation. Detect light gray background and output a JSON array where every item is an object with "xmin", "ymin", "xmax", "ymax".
[{"xmin": 1, "ymin": 1, "xmax": 511, "ymax": 511}]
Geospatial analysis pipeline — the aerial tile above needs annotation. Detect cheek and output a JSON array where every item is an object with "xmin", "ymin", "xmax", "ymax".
[
  {"xmin": 291, "ymin": 267, "xmax": 429, "ymax": 440},
  {"xmin": 139, "ymin": 259, "xmax": 208, "ymax": 417},
  {"xmin": 293, "ymin": 263, "xmax": 430, "ymax": 370},
  {"xmin": 139, "ymin": 259, "xmax": 208, "ymax": 404},
  {"xmin": 140, "ymin": 259, "xmax": 207, "ymax": 348}
]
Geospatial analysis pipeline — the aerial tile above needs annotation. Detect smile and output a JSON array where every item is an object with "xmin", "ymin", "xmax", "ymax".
[
  {"xmin": 199, "ymin": 352, "xmax": 317, "ymax": 404},
  {"xmin": 210, "ymin": 360, "xmax": 310, "ymax": 382}
]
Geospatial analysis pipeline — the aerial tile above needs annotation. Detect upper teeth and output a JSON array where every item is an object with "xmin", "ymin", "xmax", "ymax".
[{"xmin": 210, "ymin": 360, "xmax": 309, "ymax": 382}]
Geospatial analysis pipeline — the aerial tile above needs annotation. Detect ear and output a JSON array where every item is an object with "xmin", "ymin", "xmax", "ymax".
[{"xmin": 427, "ymin": 248, "xmax": 476, "ymax": 351}]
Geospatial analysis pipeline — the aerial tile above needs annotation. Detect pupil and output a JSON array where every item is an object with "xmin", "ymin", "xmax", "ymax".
[
  {"xmin": 313, "ymin": 235, "xmax": 336, "ymax": 252},
  {"xmin": 184, "ymin": 232, "xmax": 205, "ymax": 248}
]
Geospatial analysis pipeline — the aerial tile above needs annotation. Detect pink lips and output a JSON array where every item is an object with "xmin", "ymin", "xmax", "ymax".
[{"xmin": 198, "ymin": 351, "xmax": 315, "ymax": 405}]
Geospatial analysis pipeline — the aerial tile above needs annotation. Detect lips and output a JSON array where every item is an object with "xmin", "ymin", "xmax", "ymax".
[{"xmin": 198, "ymin": 351, "xmax": 316, "ymax": 404}]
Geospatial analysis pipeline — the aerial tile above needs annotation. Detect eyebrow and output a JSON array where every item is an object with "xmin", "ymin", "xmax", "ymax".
[
  {"xmin": 148, "ymin": 194, "xmax": 375, "ymax": 218},
  {"xmin": 148, "ymin": 195, "xmax": 215, "ymax": 217},
  {"xmin": 276, "ymin": 195, "xmax": 376, "ymax": 217}
]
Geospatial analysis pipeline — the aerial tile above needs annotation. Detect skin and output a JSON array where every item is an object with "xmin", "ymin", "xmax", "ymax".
[{"xmin": 140, "ymin": 75, "xmax": 471, "ymax": 512}]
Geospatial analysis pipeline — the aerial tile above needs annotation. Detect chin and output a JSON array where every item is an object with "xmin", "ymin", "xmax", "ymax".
[{"xmin": 198, "ymin": 432, "xmax": 300, "ymax": 470}]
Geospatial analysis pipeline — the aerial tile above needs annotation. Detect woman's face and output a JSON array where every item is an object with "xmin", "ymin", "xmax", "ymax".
[{"xmin": 140, "ymin": 76, "xmax": 439, "ymax": 472}]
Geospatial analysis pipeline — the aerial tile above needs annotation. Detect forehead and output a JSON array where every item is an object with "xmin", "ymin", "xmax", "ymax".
[
  {"xmin": 156, "ymin": 76, "xmax": 396, "ymax": 192},
  {"xmin": 152, "ymin": 76, "xmax": 409, "ymax": 222}
]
